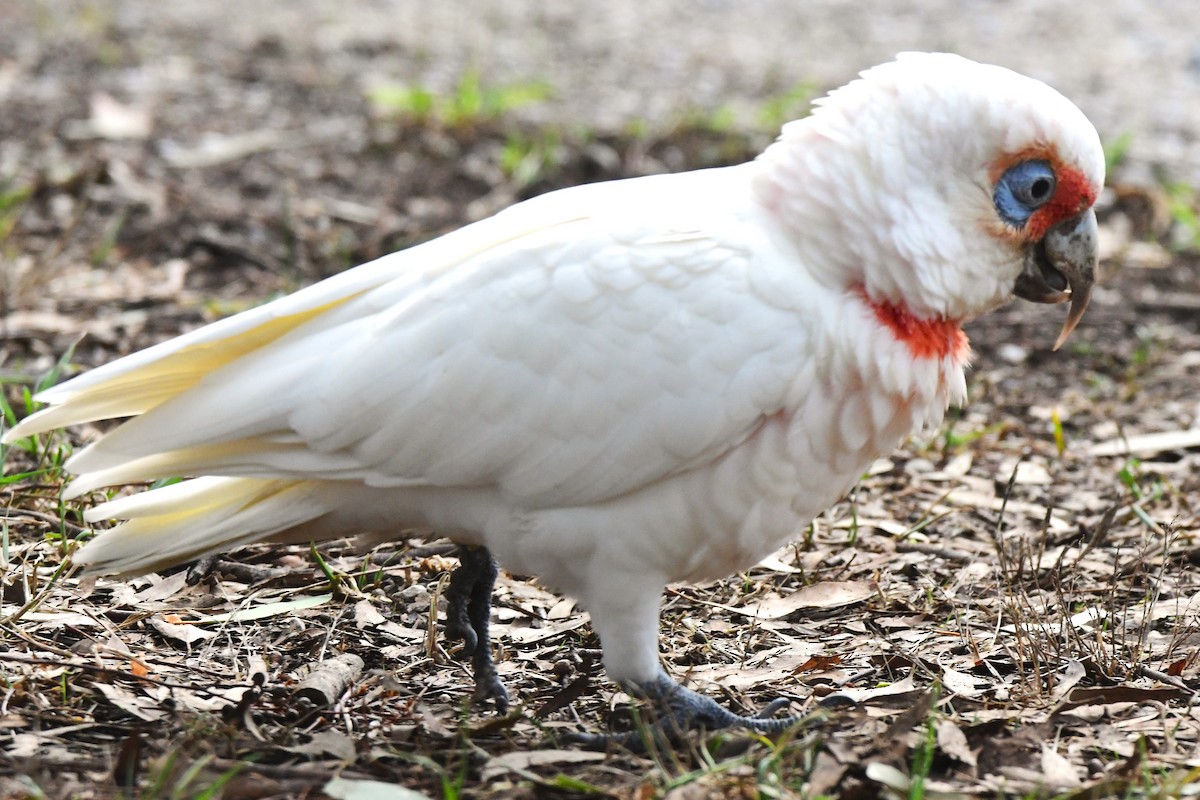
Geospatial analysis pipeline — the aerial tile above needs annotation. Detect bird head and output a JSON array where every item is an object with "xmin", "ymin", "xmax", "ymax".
[{"xmin": 753, "ymin": 52, "xmax": 1104, "ymax": 350}]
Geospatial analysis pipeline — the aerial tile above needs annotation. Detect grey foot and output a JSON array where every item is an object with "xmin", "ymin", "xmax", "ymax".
[
  {"xmin": 444, "ymin": 545, "xmax": 510, "ymax": 712},
  {"xmin": 563, "ymin": 672, "xmax": 813, "ymax": 750}
]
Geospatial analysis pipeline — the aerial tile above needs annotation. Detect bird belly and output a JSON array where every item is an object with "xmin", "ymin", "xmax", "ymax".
[
  {"xmin": 481, "ymin": 409, "xmax": 827, "ymax": 590},
  {"xmin": 534, "ymin": 377, "xmax": 939, "ymax": 587}
]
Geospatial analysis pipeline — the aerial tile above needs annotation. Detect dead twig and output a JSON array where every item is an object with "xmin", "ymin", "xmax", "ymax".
[
  {"xmin": 293, "ymin": 653, "xmax": 365, "ymax": 706},
  {"xmin": 1132, "ymin": 664, "xmax": 1197, "ymax": 696}
]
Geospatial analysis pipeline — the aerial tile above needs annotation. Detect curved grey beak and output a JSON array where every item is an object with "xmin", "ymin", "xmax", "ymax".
[{"xmin": 1012, "ymin": 208, "xmax": 1097, "ymax": 351}]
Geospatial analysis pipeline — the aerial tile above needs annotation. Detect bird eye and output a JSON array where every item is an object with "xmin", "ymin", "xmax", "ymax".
[{"xmin": 994, "ymin": 160, "xmax": 1057, "ymax": 228}]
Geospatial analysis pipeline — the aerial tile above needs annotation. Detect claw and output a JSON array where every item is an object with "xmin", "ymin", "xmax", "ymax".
[
  {"xmin": 753, "ymin": 697, "xmax": 793, "ymax": 719},
  {"xmin": 561, "ymin": 672, "xmax": 817, "ymax": 751}
]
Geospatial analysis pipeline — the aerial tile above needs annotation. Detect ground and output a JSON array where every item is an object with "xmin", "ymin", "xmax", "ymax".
[{"xmin": 2, "ymin": 3, "xmax": 1200, "ymax": 799}]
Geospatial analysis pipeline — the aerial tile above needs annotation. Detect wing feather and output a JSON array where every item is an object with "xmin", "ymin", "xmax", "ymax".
[{"xmin": 18, "ymin": 164, "xmax": 815, "ymax": 509}]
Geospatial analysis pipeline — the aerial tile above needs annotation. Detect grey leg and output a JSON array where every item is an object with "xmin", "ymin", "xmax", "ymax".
[{"xmin": 444, "ymin": 545, "xmax": 509, "ymax": 712}]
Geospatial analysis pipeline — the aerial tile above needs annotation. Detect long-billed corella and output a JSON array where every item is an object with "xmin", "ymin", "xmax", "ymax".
[{"xmin": 5, "ymin": 52, "xmax": 1102, "ymax": 744}]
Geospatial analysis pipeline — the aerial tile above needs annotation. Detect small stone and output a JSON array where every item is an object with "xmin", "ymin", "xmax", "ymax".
[
  {"xmin": 904, "ymin": 458, "xmax": 935, "ymax": 475},
  {"xmin": 398, "ymin": 584, "xmax": 429, "ymax": 601},
  {"xmin": 997, "ymin": 343, "xmax": 1028, "ymax": 365}
]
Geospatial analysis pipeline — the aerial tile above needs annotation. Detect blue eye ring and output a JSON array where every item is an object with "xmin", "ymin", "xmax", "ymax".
[{"xmin": 994, "ymin": 160, "xmax": 1056, "ymax": 228}]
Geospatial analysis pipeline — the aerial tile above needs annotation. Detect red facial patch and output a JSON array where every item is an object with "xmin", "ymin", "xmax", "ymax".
[
  {"xmin": 1025, "ymin": 165, "xmax": 1096, "ymax": 241},
  {"xmin": 862, "ymin": 291, "xmax": 970, "ymax": 361}
]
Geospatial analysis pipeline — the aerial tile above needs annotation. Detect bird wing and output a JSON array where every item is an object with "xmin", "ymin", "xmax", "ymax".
[{"xmin": 22, "ymin": 166, "xmax": 812, "ymax": 507}]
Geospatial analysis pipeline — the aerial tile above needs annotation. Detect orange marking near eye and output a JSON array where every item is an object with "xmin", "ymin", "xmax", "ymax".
[{"xmin": 987, "ymin": 144, "xmax": 1058, "ymax": 184}]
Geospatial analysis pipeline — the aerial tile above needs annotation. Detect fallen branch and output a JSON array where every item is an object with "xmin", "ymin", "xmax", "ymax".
[{"xmin": 293, "ymin": 653, "xmax": 365, "ymax": 706}]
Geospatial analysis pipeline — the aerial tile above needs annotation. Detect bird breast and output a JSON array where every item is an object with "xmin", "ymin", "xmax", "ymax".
[{"xmin": 559, "ymin": 325, "xmax": 967, "ymax": 588}]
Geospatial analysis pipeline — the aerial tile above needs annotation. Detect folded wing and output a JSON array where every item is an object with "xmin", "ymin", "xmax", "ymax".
[{"xmin": 8, "ymin": 166, "xmax": 809, "ymax": 510}]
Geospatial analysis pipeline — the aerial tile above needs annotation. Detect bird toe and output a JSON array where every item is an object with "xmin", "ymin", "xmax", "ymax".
[{"xmin": 561, "ymin": 675, "xmax": 818, "ymax": 750}]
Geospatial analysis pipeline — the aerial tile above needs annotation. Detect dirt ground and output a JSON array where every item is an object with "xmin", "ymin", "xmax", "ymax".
[{"xmin": 2, "ymin": 2, "xmax": 1200, "ymax": 798}]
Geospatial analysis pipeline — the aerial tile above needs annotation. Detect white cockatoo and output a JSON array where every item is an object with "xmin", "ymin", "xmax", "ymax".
[{"xmin": 4, "ymin": 53, "xmax": 1103, "ymax": 743}]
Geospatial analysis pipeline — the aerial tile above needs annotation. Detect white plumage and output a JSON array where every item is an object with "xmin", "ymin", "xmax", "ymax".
[{"xmin": 4, "ymin": 53, "xmax": 1104, "ymax": 739}]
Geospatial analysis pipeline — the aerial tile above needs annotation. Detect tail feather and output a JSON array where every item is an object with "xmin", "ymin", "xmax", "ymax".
[
  {"xmin": 76, "ymin": 477, "xmax": 329, "ymax": 575},
  {"xmin": 3, "ymin": 294, "xmax": 364, "ymax": 443},
  {"xmin": 1, "ymin": 190, "xmax": 601, "ymax": 577},
  {"xmin": 60, "ymin": 437, "xmax": 374, "ymax": 500}
]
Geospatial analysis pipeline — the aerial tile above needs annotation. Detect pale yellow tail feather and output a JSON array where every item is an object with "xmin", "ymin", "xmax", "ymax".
[
  {"xmin": 60, "ymin": 436, "xmax": 376, "ymax": 500},
  {"xmin": 2, "ymin": 295, "xmax": 363, "ymax": 444},
  {"xmin": 76, "ymin": 477, "xmax": 328, "ymax": 575}
]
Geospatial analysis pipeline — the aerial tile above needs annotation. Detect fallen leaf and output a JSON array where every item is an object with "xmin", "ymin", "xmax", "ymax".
[
  {"xmin": 325, "ymin": 778, "xmax": 433, "ymax": 800},
  {"xmin": 754, "ymin": 552, "xmax": 803, "ymax": 573},
  {"xmin": 738, "ymin": 581, "xmax": 876, "ymax": 619},
  {"xmin": 378, "ymin": 621, "xmax": 424, "ymax": 640},
  {"xmin": 824, "ymin": 676, "xmax": 918, "ymax": 704},
  {"xmin": 864, "ymin": 762, "xmax": 910, "ymax": 792},
  {"xmin": 1088, "ymin": 428, "xmax": 1200, "ymax": 457},
  {"xmin": 354, "ymin": 599, "xmax": 387, "ymax": 628},
  {"xmin": 162, "ymin": 129, "xmax": 301, "ymax": 168},
  {"xmin": 286, "ymin": 730, "xmax": 357, "ymax": 761},
  {"xmin": 936, "ymin": 719, "xmax": 977, "ymax": 767},
  {"xmin": 546, "ymin": 596, "xmax": 577, "ymax": 619},
  {"xmin": 503, "ymin": 615, "xmax": 590, "ymax": 644},
  {"xmin": 795, "ymin": 654, "xmax": 844, "ymax": 672},
  {"xmin": 102, "ymin": 635, "xmax": 133, "ymax": 658},
  {"xmin": 132, "ymin": 571, "xmax": 190, "ymax": 603},
  {"xmin": 480, "ymin": 749, "xmax": 606, "ymax": 781},
  {"xmin": 806, "ymin": 750, "xmax": 848, "ymax": 796},
  {"xmin": 941, "ymin": 488, "xmax": 1073, "ymax": 531},
  {"xmin": 941, "ymin": 666, "xmax": 986, "ymax": 698},
  {"xmin": 192, "ymin": 592, "xmax": 332, "ymax": 623},
  {"xmin": 416, "ymin": 703, "xmax": 453, "ymax": 738},
  {"xmin": 1050, "ymin": 659, "xmax": 1087, "ymax": 703},
  {"xmin": 148, "ymin": 616, "xmax": 216, "ymax": 646},
  {"xmin": 997, "ymin": 457, "xmax": 1052, "ymax": 485},
  {"xmin": 1059, "ymin": 685, "xmax": 1193, "ymax": 710},
  {"xmin": 1040, "ymin": 744, "xmax": 1082, "ymax": 788},
  {"xmin": 6, "ymin": 733, "xmax": 41, "ymax": 759},
  {"xmin": 940, "ymin": 451, "xmax": 974, "ymax": 477},
  {"xmin": 95, "ymin": 683, "xmax": 165, "ymax": 722},
  {"xmin": 17, "ymin": 611, "xmax": 102, "ymax": 627}
]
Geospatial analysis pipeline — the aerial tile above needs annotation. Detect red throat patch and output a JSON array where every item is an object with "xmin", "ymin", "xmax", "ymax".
[{"xmin": 864, "ymin": 293, "xmax": 970, "ymax": 361}]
